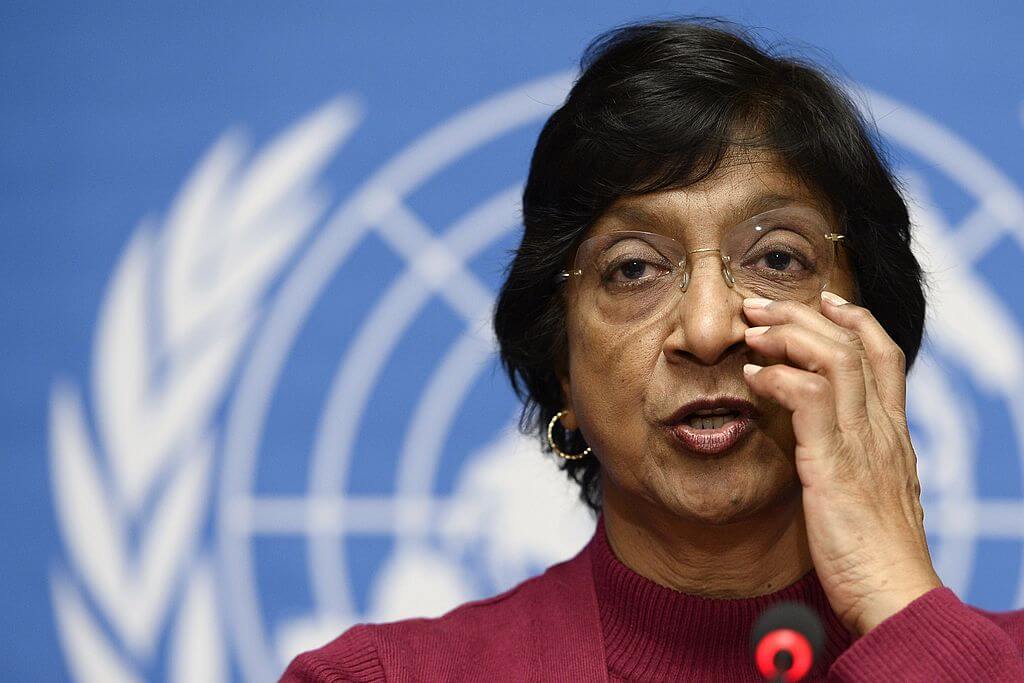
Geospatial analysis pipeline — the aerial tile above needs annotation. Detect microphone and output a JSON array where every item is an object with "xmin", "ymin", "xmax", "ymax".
[{"xmin": 750, "ymin": 602, "xmax": 825, "ymax": 682}]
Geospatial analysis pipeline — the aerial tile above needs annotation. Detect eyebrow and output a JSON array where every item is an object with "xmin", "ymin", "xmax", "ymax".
[{"xmin": 601, "ymin": 193, "xmax": 813, "ymax": 229}]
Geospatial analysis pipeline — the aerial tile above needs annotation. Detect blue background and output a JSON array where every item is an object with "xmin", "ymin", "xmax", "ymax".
[{"xmin": 3, "ymin": 2, "xmax": 1023, "ymax": 680}]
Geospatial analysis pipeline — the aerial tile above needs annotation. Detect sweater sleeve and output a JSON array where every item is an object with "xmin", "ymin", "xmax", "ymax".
[
  {"xmin": 828, "ymin": 587, "xmax": 1024, "ymax": 682},
  {"xmin": 279, "ymin": 624, "xmax": 385, "ymax": 683}
]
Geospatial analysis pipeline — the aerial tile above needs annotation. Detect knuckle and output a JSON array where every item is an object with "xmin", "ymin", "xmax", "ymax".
[
  {"xmin": 846, "ymin": 304, "xmax": 873, "ymax": 324},
  {"xmin": 846, "ymin": 332, "xmax": 866, "ymax": 352},
  {"xmin": 802, "ymin": 375, "xmax": 831, "ymax": 400},
  {"xmin": 832, "ymin": 347, "xmax": 860, "ymax": 371},
  {"xmin": 884, "ymin": 344, "xmax": 907, "ymax": 371}
]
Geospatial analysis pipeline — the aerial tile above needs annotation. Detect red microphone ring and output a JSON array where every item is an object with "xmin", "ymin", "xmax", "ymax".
[{"xmin": 754, "ymin": 628, "xmax": 813, "ymax": 681}]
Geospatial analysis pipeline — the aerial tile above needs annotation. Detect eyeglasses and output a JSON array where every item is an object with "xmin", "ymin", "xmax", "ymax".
[{"xmin": 556, "ymin": 205, "xmax": 845, "ymax": 326}]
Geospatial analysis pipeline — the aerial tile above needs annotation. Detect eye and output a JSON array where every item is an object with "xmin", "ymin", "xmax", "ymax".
[
  {"xmin": 757, "ymin": 249, "xmax": 804, "ymax": 273},
  {"xmin": 731, "ymin": 212, "xmax": 832, "ymax": 289},
  {"xmin": 742, "ymin": 230, "xmax": 818, "ymax": 277},
  {"xmin": 617, "ymin": 259, "xmax": 653, "ymax": 280},
  {"xmin": 605, "ymin": 257, "xmax": 671, "ymax": 284}
]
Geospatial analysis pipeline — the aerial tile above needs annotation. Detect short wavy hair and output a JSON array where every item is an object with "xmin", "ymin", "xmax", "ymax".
[{"xmin": 492, "ymin": 17, "xmax": 926, "ymax": 513}]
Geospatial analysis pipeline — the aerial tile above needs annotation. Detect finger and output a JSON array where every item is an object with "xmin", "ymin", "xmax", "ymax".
[
  {"xmin": 819, "ymin": 291, "xmax": 907, "ymax": 414},
  {"xmin": 743, "ymin": 362, "xmax": 839, "ymax": 461},
  {"xmin": 744, "ymin": 297, "xmax": 882, "ymax": 415},
  {"xmin": 744, "ymin": 322, "xmax": 871, "ymax": 429},
  {"xmin": 744, "ymin": 297, "xmax": 860, "ymax": 346}
]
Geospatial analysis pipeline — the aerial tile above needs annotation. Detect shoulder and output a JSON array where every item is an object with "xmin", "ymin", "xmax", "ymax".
[
  {"xmin": 280, "ymin": 549, "xmax": 592, "ymax": 682},
  {"xmin": 829, "ymin": 586, "xmax": 1024, "ymax": 681},
  {"xmin": 281, "ymin": 623, "xmax": 382, "ymax": 683},
  {"xmin": 969, "ymin": 597, "xmax": 1024, "ymax": 643}
]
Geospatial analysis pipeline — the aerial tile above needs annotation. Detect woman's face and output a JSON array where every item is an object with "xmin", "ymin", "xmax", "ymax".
[{"xmin": 559, "ymin": 149, "xmax": 857, "ymax": 525}]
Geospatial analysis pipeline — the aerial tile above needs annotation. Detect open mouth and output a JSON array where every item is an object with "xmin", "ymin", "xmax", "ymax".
[
  {"xmin": 683, "ymin": 408, "xmax": 741, "ymax": 430},
  {"xmin": 664, "ymin": 398, "xmax": 758, "ymax": 456}
]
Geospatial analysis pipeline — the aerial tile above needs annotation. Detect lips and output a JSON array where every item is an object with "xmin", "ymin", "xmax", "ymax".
[{"xmin": 662, "ymin": 397, "xmax": 758, "ymax": 456}]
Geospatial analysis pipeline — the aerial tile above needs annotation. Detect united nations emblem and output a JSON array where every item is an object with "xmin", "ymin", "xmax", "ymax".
[{"xmin": 49, "ymin": 76, "xmax": 1024, "ymax": 682}]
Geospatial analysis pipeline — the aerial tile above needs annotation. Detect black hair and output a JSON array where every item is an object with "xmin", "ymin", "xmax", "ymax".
[{"xmin": 492, "ymin": 17, "xmax": 926, "ymax": 513}]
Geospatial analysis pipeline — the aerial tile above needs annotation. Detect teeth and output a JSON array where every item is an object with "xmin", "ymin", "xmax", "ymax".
[
  {"xmin": 693, "ymin": 407, "xmax": 735, "ymax": 416},
  {"xmin": 686, "ymin": 414, "xmax": 733, "ymax": 429}
]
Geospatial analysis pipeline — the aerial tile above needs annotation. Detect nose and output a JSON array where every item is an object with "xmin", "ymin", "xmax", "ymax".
[{"xmin": 663, "ymin": 251, "xmax": 748, "ymax": 366}]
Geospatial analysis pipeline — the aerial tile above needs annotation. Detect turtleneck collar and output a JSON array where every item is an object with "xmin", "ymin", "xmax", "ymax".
[{"xmin": 589, "ymin": 515, "xmax": 855, "ymax": 681}]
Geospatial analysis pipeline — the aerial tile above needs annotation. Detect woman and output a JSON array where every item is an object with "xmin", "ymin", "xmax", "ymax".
[{"xmin": 284, "ymin": 18, "xmax": 1024, "ymax": 681}]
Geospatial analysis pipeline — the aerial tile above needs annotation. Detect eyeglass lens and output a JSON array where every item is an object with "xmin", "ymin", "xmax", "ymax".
[{"xmin": 572, "ymin": 206, "xmax": 838, "ymax": 325}]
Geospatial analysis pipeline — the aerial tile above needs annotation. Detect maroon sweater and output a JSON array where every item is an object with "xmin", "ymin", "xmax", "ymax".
[{"xmin": 283, "ymin": 517, "xmax": 1024, "ymax": 681}]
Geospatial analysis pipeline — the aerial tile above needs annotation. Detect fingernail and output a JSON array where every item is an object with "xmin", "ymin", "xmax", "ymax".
[
  {"xmin": 821, "ymin": 291, "xmax": 848, "ymax": 306},
  {"xmin": 745, "ymin": 326, "xmax": 770, "ymax": 337},
  {"xmin": 743, "ymin": 363, "xmax": 763, "ymax": 376},
  {"xmin": 744, "ymin": 297, "xmax": 773, "ymax": 309}
]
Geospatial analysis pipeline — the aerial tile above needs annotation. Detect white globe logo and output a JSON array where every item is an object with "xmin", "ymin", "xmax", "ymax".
[
  {"xmin": 50, "ymin": 75, "xmax": 1024, "ymax": 683},
  {"xmin": 216, "ymin": 72, "xmax": 595, "ymax": 682},
  {"xmin": 864, "ymin": 90, "xmax": 1024, "ymax": 611}
]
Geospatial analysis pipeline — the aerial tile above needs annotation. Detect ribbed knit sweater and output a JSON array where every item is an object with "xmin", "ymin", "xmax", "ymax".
[{"xmin": 282, "ymin": 517, "xmax": 1024, "ymax": 681}]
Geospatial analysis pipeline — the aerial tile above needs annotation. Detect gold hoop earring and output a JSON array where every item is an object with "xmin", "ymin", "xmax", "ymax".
[{"xmin": 547, "ymin": 410, "xmax": 592, "ymax": 460}]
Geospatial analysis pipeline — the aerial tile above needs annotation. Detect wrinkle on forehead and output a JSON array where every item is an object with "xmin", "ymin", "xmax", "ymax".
[{"xmin": 589, "ymin": 149, "xmax": 838, "ymax": 243}]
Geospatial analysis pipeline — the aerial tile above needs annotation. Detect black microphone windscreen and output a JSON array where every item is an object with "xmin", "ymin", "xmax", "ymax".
[{"xmin": 750, "ymin": 601, "xmax": 826, "ymax": 659}]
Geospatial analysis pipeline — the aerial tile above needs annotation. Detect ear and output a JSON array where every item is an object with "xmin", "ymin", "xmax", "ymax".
[{"xmin": 553, "ymin": 351, "xmax": 578, "ymax": 431}]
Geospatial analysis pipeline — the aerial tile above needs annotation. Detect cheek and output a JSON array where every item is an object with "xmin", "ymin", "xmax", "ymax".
[{"xmin": 567, "ymin": 315, "xmax": 664, "ymax": 448}]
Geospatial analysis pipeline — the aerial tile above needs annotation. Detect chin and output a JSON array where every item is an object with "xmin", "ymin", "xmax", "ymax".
[
  {"xmin": 666, "ymin": 492, "xmax": 770, "ymax": 526},
  {"xmin": 653, "ymin": 450, "xmax": 798, "ymax": 525}
]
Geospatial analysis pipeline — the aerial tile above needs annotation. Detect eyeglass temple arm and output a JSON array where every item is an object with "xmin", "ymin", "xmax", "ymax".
[{"xmin": 826, "ymin": 233, "xmax": 844, "ymax": 259}]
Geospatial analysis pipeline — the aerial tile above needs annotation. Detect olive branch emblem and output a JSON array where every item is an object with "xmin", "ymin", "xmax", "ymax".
[{"xmin": 48, "ymin": 98, "xmax": 360, "ymax": 682}]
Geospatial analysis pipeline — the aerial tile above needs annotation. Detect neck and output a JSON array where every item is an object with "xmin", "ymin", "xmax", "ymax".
[{"xmin": 602, "ymin": 484, "xmax": 813, "ymax": 598}]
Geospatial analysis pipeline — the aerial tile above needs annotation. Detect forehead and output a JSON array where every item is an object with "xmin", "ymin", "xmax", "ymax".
[{"xmin": 591, "ymin": 151, "xmax": 835, "ymax": 238}]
